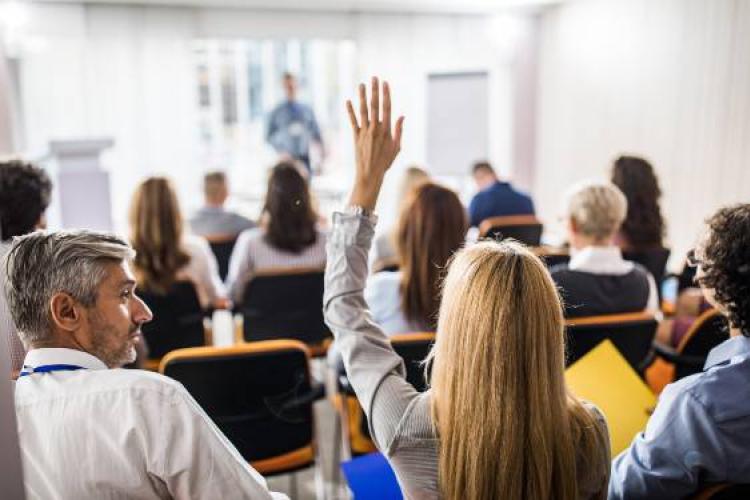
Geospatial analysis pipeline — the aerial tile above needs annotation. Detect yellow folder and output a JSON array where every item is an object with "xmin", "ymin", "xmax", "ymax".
[{"xmin": 565, "ymin": 339, "xmax": 657, "ymax": 456}]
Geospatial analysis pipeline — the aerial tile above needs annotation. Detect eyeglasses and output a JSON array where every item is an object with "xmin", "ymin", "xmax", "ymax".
[{"xmin": 686, "ymin": 249, "xmax": 703, "ymax": 268}]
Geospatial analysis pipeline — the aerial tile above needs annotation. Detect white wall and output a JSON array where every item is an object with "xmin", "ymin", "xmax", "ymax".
[{"xmin": 534, "ymin": 0, "xmax": 750, "ymax": 264}]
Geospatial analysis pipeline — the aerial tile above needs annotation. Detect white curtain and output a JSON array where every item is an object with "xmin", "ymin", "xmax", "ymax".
[{"xmin": 534, "ymin": 0, "xmax": 750, "ymax": 265}]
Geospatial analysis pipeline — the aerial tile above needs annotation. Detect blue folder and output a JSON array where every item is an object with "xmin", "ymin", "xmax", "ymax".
[{"xmin": 341, "ymin": 452, "xmax": 403, "ymax": 500}]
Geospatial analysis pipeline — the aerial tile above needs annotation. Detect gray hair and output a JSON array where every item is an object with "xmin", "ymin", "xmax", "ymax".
[
  {"xmin": 4, "ymin": 230, "xmax": 135, "ymax": 345},
  {"xmin": 564, "ymin": 180, "xmax": 628, "ymax": 240}
]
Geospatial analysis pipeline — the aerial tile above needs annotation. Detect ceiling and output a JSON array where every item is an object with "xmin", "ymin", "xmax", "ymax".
[{"xmin": 31, "ymin": 0, "xmax": 565, "ymax": 15}]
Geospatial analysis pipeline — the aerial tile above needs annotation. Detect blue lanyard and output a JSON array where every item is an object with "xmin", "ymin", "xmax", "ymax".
[{"xmin": 19, "ymin": 364, "xmax": 85, "ymax": 377}]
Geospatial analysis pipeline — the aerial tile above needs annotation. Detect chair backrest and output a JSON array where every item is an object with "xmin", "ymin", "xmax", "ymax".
[
  {"xmin": 160, "ymin": 341, "xmax": 315, "ymax": 471},
  {"xmin": 139, "ymin": 281, "xmax": 205, "ymax": 359},
  {"xmin": 693, "ymin": 483, "xmax": 750, "ymax": 500},
  {"xmin": 675, "ymin": 309, "xmax": 729, "ymax": 380},
  {"xmin": 565, "ymin": 312, "xmax": 658, "ymax": 371},
  {"xmin": 241, "ymin": 267, "xmax": 330, "ymax": 346},
  {"xmin": 478, "ymin": 215, "xmax": 543, "ymax": 246},
  {"xmin": 622, "ymin": 247, "xmax": 671, "ymax": 300},
  {"xmin": 205, "ymin": 234, "xmax": 238, "ymax": 282},
  {"xmin": 390, "ymin": 332, "xmax": 436, "ymax": 392},
  {"xmin": 534, "ymin": 246, "xmax": 571, "ymax": 268}
]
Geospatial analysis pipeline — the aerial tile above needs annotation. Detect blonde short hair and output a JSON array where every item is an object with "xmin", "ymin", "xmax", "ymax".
[{"xmin": 564, "ymin": 180, "xmax": 627, "ymax": 240}]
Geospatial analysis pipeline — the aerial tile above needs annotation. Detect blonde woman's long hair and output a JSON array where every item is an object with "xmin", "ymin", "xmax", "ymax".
[
  {"xmin": 428, "ymin": 240, "xmax": 605, "ymax": 500},
  {"xmin": 129, "ymin": 177, "xmax": 190, "ymax": 294}
]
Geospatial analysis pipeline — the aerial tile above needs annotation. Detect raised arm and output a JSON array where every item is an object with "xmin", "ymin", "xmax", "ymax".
[{"xmin": 323, "ymin": 78, "xmax": 419, "ymax": 452}]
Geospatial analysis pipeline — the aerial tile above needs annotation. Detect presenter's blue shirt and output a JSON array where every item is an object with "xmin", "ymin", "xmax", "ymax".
[
  {"xmin": 266, "ymin": 100, "xmax": 322, "ymax": 159},
  {"xmin": 468, "ymin": 180, "xmax": 535, "ymax": 227},
  {"xmin": 609, "ymin": 335, "xmax": 750, "ymax": 499}
]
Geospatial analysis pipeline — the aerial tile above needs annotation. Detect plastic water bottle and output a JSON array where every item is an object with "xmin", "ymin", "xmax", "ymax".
[{"xmin": 212, "ymin": 309, "xmax": 234, "ymax": 347}]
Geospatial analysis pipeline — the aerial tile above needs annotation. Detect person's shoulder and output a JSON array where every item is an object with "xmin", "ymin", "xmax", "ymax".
[
  {"xmin": 182, "ymin": 233, "xmax": 210, "ymax": 251},
  {"xmin": 548, "ymin": 262, "xmax": 572, "ymax": 278},
  {"xmin": 369, "ymin": 270, "xmax": 402, "ymax": 288}
]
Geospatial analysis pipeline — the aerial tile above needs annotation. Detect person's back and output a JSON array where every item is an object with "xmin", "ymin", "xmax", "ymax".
[
  {"xmin": 468, "ymin": 162, "xmax": 534, "ymax": 227},
  {"xmin": 552, "ymin": 181, "xmax": 658, "ymax": 318},
  {"xmin": 189, "ymin": 171, "xmax": 255, "ymax": 238},
  {"xmin": 611, "ymin": 204, "xmax": 750, "ymax": 499}
]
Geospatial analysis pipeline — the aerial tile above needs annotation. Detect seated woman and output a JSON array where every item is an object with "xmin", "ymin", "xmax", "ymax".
[
  {"xmin": 366, "ymin": 182, "xmax": 467, "ymax": 334},
  {"xmin": 130, "ymin": 176, "xmax": 226, "ymax": 310},
  {"xmin": 325, "ymin": 78, "xmax": 610, "ymax": 499},
  {"xmin": 610, "ymin": 156, "xmax": 666, "ymax": 253},
  {"xmin": 611, "ymin": 204, "xmax": 750, "ymax": 498},
  {"xmin": 225, "ymin": 161, "xmax": 326, "ymax": 303},
  {"xmin": 371, "ymin": 165, "xmax": 430, "ymax": 268},
  {"xmin": 550, "ymin": 181, "xmax": 659, "ymax": 318}
]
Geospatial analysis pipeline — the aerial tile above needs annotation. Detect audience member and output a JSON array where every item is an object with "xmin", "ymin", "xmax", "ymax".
[
  {"xmin": 226, "ymin": 161, "xmax": 326, "ymax": 303},
  {"xmin": 367, "ymin": 182, "xmax": 467, "ymax": 334},
  {"xmin": 551, "ymin": 181, "xmax": 658, "ymax": 317},
  {"xmin": 610, "ymin": 156, "xmax": 666, "ymax": 252},
  {"xmin": 7, "ymin": 230, "xmax": 285, "ymax": 499},
  {"xmin": 325, "ymin": 78, "xmax": 610, "ymax": 499},
  {"xmin": 371, "ymin": 165, "xmax": 429, "ymax": 266},
  {"xmin": 189, "ymin": 171, "xmax": 255, "ymax": 238},
  {"xmin": 467, "ymin": 160, "xmax": 535, "ymax": 228},
  {"xmin": 130, "ymin": 177, "xmax": 226, "ymax": 309},
  {"xmin": 611, "ymin": 204, "xmax": 750, "ymax": 498},
  {"xmin": 0, "ymin": 160, "xmax": 52, "ymax": 375}
]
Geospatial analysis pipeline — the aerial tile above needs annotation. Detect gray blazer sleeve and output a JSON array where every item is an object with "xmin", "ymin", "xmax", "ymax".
[{"xmin": 323, "ymin": 212, "xmax": 422, "ymax": 451}]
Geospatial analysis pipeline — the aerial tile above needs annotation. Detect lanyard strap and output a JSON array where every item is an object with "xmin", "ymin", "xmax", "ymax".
[{"xmin": 19, "ymin": 364, "xmax": 86, "ymax": 377}]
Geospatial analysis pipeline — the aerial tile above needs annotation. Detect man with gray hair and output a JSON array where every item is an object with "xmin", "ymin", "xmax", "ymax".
[
  {"xmin": 550, "ymin": 180, "xmax": 658, "ymax": 317},
  {"xmin": 8, "ymin": 230, "xmax": 286, "ymax": 499}
]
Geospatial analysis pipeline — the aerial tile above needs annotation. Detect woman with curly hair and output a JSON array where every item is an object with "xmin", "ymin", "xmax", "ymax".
[
  {"xmin": 612, "ymin": 204, "xmax": 750, "ymax": 499},
  {"xmin": 611, "ymin": 156, "xmax": 666, "ymax": 251}
]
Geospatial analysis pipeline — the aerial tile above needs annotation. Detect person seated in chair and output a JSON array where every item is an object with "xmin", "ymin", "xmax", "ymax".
[
  {"xmin": 130, "ymin": 176, "xmax": 227, "ymax": 310},
  {"xmin": 225, "ymin": 161, "xmax": 326, "ymax": 304},
  {"xmin": 189, "ymin": 171, "xmax": 255, "ymax": 238},
  {"xmin": 8, "ymin": 230, "xmax": 285, "ymax": 499},
  {"xmin": 550, "ymin": 180, "xmax": 658, "ymax": 318},
  {"xmin": 611, "ymin": 204, "xmax": 750, "ymax": 499},
  {"xmin": 467, "ymin": 161, "xmax": 535, "ymax": 228}
]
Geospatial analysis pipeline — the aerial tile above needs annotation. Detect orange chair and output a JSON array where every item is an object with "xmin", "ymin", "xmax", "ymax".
[
  {"xmin": 478, "ymin": 215, "xmax": 543, "ymax": 246},
  {"xmin": 160, "ymin": 340, "xmax": 325, "ymax": 498}
]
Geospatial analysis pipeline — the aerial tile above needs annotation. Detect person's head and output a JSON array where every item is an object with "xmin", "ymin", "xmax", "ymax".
[
  {"xmin": 611, "ymin": 156, "xmax": 665, "ymax": 249},
  {"xmin": 4, "ymin": 230, "xmax": 153, "ymax": 368},
  {"xmin": 203, "ymin": 171, "xmax": 228, "ymax": 207},
  {"xmin": 397, "ymin": 165, "xmax": 430, "ymax": 204},
  {"xmin": 129, "ymin": 177, "xmax": 190, "ymax": 294},
  {"xmin": 282, "ymin": 72, "xmax": 297, "ymax": 101},
  {"xmin": 693, "ymin": 204, "xmax": 750, "ymax": 337},
  {"xmin": 564, "ymin": 180, "xmax": 628, "ymax": 250},
  {"xmin": 0, "ymin": 159, "xmax": 52, "ymax": 241},
  {"xmin": 263, "ymin": 161, "xmax": 317, "ymax": 253},
  {"xmin": 396, "ymin": 183, "xmax": 467, "ymax": 329},
  {"xmin": 471, "ymin": 160, "xmax": 498, "ymax": 191},
  {"xmin": 427, "ymin": 239, "xmax": 602, "ymax": 499}
]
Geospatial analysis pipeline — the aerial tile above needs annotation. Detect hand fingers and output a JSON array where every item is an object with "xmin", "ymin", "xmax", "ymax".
[
  {"xmin": 382, "ymin": 81, "xmax": 391, "ymax": 134},
  {"xmin": 370, "ymin": 76, "xmax": 380, "ymax": 125},
  {"xmin": 358, "ymin": 83, "xmax": 369, "ymax": 129},
  {"xmin": 394, "ymin": 116, "xmax": 405, "ymax": 151},
  {"xmin": 346, "ymin": 100, "xmax": 359, "ymax": 134}
]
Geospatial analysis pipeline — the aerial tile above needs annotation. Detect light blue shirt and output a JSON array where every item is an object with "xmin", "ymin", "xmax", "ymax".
[
  {"xmin": 610, "ymin": 335, "xmax": 750, "ymax": 499},
  {"xmin": 266, "ymin": 100, "xmax": 322, "ymax": 159}
]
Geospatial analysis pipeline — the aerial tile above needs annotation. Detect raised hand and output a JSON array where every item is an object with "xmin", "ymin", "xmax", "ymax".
[{"xmin": 346, "ymin": 77, "xmax": 405, "ymax": 211}]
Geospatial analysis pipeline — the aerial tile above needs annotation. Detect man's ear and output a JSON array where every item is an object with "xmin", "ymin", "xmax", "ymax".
[{"xmin": 49, "ymin": 292, "xmax": 82, "ymax": 333}]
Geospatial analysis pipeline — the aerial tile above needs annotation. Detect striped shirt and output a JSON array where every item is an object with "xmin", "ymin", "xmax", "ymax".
[{"xmin": 225, "ymin": 228, "xmax": 327, "ymax": 303}]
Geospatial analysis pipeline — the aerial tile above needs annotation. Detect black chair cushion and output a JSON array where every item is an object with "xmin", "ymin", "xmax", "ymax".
[
  {"xmin": 139, "ymin": 281, "xmax": 205, "ymax": 359},
  {"xmin": 485, "ymin": 224, "xmax": 543, "ymax": 246},
  {"xmin": 208, "ymin": 238, "xmax": 238, "ymax": 282},
  {"xmin": 566, "ymin": 318, "xmax": 657, "ymax": 371}
]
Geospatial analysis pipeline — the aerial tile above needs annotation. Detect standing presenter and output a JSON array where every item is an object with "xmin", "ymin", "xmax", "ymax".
[{"xmin": 266, "ymin": 72, "xmax": 324, "ymax": 175}]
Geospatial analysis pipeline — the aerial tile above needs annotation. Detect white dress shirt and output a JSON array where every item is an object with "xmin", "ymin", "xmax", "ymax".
[
  {"xmin": 568, "ymin": 245, "xmax": 660, "ymax": 313},
  {"xmin": 14, "ymin": 348, "xmax": 287, "ymax": 500}
]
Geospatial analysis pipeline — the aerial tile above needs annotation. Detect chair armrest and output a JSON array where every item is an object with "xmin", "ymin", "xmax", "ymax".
[
  {"xmin": 277, "ymin": 382, "xmax": 327, "ymax": 412},
  {"xmin": 338, "ymin": 374, "xmax": 357, "ymax": 396},
  {"xmin": 653, "ymin": 344, "xmax": 706, "ymax": 368}
]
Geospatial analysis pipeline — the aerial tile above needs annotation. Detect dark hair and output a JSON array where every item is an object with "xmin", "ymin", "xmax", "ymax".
[
  {"xmin": 611, "ymin": 156, "xmax": 665, "ymax": 249},
  {"xmin": 129, "ymin": 177, "xmax": 190, "ymax": 294},
  {"xmin": 263, "ymin": 162, "xmax": 317, "ymax": 253},
  {"xmin": 700, "ymin": 204, "xmax": 750, "ymax": 337},
  {"xmin": 0, "ymin": 160, "xmax": 52, "ymax": 241},
  {"xmin": 472, "ymin": 161, "xmax": 495, "ymax": 176},
  {"xmin": 397, "ymin": 183, "xmax": 468, "ymax": 329}
]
